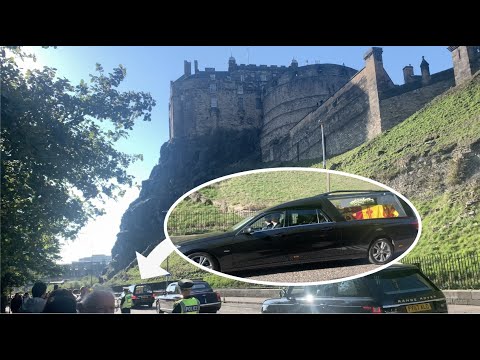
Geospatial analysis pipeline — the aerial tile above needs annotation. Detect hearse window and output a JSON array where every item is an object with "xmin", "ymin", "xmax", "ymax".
[
  {"xmin": 328, "ymin": 192, "xmax": 407, "ymax": 221},
  {"xmin": 249, "ymin": 212, "xmax": 286, "ymax": 231},
  {"xmin": 288, "ymin": 209, "xmax": 319, "ymax": 226}
]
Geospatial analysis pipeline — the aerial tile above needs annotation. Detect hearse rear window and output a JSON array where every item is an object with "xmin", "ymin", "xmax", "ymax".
[{"xmin": 328, "ymin": 192, "xmax": 407, "ymax": 221}]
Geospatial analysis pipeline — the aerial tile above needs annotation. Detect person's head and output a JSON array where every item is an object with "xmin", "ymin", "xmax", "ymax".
[
  {"xmin": 23, "ymin": 292, "xmax": 29, "ymax": 298},
  {"xmin": 43, "ymin": 289, "xmax": 77, "ymax": 313},
  {"xmin": 178, "ymin": 279, "xmax": 194, "ymax": 297},
  {"xmin": 53, "ymin": 284, "xmax": 59, "ymax": 291},
  {"xmin": 271, "ymin": 215, "xmax": 279, "ymax": 224},
  {"xmin": 80, "ymin": 286, "xmax": 89, "ymax": 297},
  {"xmin": 78, "ymin": 290, "xmax": 115, "ymax": 313},
  {"xmin": 32, "ymin": 281, "xmax": 47, "ymax": 299},
  {"xmin": 264, "ymin": 216, "xmax": 272, "ymax": 224}
]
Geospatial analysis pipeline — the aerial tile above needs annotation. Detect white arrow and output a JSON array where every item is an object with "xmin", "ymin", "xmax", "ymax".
[{"xmin": 136, "ymin": 240, "xmax": 175, "ymax": 279}]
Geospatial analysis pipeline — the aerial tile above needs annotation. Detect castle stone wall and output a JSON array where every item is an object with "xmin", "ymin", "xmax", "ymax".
[
  {"xmin": 260, "ymin": 64, "xmax": 357, "ymax": 161},
  {"xmin": 380, "ymin": 70, "xmax": 455, "ymax": 131}
]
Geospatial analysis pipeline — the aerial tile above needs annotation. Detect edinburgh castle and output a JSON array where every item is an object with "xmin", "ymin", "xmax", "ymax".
[
  {"xmin": 169, "ymin": 46, "xmax": 480, "ymax": 162},
  {"xmin": 109, "ymin": 46, "xmax": 479, "ymax": 274}
]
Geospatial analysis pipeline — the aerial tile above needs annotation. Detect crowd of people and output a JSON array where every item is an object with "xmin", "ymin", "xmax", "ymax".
[{"xmin": 2, "ymin": 281, "xmax": 119, "ymax": 314}]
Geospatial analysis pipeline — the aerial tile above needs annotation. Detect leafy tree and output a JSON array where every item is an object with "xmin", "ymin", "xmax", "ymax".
[{"xmin": 0, "ymin": 47, "xmax": 156, "ymax": 295}]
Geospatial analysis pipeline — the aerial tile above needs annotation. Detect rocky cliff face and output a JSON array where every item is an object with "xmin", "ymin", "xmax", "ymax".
[{"xmin": 107, "ymin": 128, "xmax": 261, "ymax": 275}]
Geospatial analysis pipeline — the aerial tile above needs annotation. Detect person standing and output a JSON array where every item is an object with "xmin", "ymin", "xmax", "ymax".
[
  {"xmin": 172, "ymin": 279, "xmax": 201, "ymax": 314},
  {"xmin": 120, "ymin": 287, "xmax": 133, "ymax": 314},
  {"xmin": 22, "ymin": 281, "xmax": 47, "ymax": 313},
  {"xmin": 10, "ymin": 293, "xmax": 23, "ymax": 313}
]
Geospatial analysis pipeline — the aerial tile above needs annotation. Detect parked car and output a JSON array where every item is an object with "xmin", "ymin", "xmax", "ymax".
[
  {"xmin": 155, "ymin": 280, "xmax": 222, "ymax": 313},
  {"xmin": 261, "ymin": 264, "xmax": 447, "ymax": 313},
  {"xmin": 123, "ymin": 284, "xmax": 156, "ymax": 308},
  {"xmin": 173, "ymin": 190, "xmax": 418, "ymax": 273}
]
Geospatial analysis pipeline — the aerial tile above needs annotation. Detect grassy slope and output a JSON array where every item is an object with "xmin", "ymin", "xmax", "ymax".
[
  {"xmin": 175, "ymin": 172, "xmax": 382, "ymax": 213},
  {"xmin": 312, "ymin": 75, "xmax": 480, "ymax": 257}
]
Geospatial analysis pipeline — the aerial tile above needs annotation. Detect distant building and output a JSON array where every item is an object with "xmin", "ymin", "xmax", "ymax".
[{"xmin": 61, "ymin": 254, "xmax": 112, "ymax": 279}]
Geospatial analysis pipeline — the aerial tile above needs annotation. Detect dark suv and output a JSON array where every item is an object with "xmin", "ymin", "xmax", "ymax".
[
  {"xmin": 173, "ymin": 190, "xmax": 418, "ymax": 273},
  {"xmin": 126, "ymin": 284, "xmax": 155, "ymax": 308},
  {"xmin": 261, "ymin": 264, "xmax": 448, "ymax": 313}
]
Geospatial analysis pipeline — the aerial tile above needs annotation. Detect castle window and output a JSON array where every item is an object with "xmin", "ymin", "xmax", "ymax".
[
  {"xmin": 237, "ymin": 85, "xmax": 244, "ymax": 95},
  {"xmin": 240, "ymin": 74, "xmax": 245, "ymax": 82},
  {"xmin": 260, "ymin": 74, "xmax": 267, "ymax": 81},
  {"xmin": 256, "ymin": 98, "xmax": 262, "ymax": 109},
  {"xmin": 209, "ymin": 83, "xmax": 217, "ymax": 93},
  {"xmin": 211, "ymin": 97, "xmax": 218, "ymax": 108},
  {"xmin": 238, "ymin": 97, "xmax": 244, "ymax": 110},
  {"xmin": 210, "ymin": 74, "xmax": 216, "ymax": 80}
]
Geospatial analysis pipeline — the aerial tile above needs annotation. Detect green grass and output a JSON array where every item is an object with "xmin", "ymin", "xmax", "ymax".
[
  {"xmin": 310, "ymin": 74, "xmax": 480, "ymax": 258},
  {"xmin": 175, "ymin": 172, "xmax": 382, "ymax": 212},
  {"xmin": 322, "ymin": 75, "xmax": 480, "ymax": 180}
]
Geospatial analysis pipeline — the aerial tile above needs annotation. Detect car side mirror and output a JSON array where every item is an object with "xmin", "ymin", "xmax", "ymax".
[{"xmin": 243, "ymin": 227, "xmax": 254, "ymax": 234}]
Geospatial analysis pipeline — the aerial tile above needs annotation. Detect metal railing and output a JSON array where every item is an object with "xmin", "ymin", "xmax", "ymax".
[
  {"xmin": 168, "ymin": 211, "xmax": 257, "ymax": 235},
  {"xmin": 403, "ymin": 252, "xmax": 480, "ymax": 289}
]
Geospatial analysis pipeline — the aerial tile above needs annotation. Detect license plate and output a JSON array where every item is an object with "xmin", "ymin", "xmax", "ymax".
[{"xmin": 406, "ymin": 303, "xmax": 432, "ymax": 313}]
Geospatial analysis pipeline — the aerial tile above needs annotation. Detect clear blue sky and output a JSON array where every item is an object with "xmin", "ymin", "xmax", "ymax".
[{"xmin": 27, "ymin": 46, "xmax": 453, "ymax": 263}]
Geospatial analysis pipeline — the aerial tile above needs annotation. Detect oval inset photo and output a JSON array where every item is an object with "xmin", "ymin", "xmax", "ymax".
[{"xmin": 165, "ymin": 168, "xmax": 421, "ymax": 286}]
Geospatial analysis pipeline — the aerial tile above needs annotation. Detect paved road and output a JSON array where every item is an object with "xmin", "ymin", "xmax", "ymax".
[
  {"xmin": 123, "ymin": 301, "xmax": 479, "ymax": 314},
  {"xmin": 127, "ymin": 302, "xmax": 260, "ymax": 314},
  {"xmin": 231, "ymin": 258, "xmax": 380, "ymax": 283}
]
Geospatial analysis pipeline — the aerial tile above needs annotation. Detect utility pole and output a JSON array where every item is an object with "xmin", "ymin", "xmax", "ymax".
[{"xmin": 320, "ymin": 121, "xmax": 330, "ymax": 192}]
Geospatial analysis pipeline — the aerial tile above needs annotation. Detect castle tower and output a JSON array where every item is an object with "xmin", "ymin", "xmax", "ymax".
[
  {"xmin": 228, "ymin": 56, "xmax": 236, "ymax": 72},
  {"xmin": 403, "ymin": 64, "xmax": 414, "ymax": 84},
  {"xmin": 184, "ymin": 60, "xmax": 191, "ymax": 77},
  {"xmin": 420, "ymin": 56, "xmax": 431, "ymax": 85},
  {"xmin": 448, "ymin": 46, "xmax": 480, "ymax": 85},
  {"xmin": 363, "ymin": 47, "xmax": 384, "ymax": 139}
]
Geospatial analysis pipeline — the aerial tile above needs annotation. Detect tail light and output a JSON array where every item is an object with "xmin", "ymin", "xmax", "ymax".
[
  {"xmin": 362, "ymin": 306, "xmax": 383, "ymax": 313},
  {"xmin": 216, "ymin": 292, "xmax": 221, "ymax": 301},
  {"xmin": 131, "ymin": 295, "xmax": 138, "ymax": 300},
  {"xmin": 412, "ymin": 219, "xmax": 419, "ymax": 230}
]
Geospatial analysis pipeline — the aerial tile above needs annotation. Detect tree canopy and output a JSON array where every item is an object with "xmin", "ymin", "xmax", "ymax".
[{"xmin": 0, "ymin": 47, "xmax": 156, "ymax": 292}]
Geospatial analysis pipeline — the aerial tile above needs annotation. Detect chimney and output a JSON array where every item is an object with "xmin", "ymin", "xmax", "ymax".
[
  {"xmin": 184, "ymin": 60, "xmax": 191, "ymax": 76},
  {"xmin": 194, "ymin": 60, "xmax": 199, "ymax": 74},
  {"xmin": 403, "ymin": 65, "xmax": 414, "ymax": 84},
  {"xmin": 420, "ymin": 56, "xmax": 431, "ymax": 85}
]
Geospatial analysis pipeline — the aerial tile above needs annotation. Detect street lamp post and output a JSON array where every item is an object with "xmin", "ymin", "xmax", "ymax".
[{"xmin": 320, "ymin": 121, "xmax": 330, "ymax": 192}]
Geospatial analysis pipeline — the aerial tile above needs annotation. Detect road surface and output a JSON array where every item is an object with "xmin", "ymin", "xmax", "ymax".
[{"xmin": 231, "ymin": 258, "xmax": 380, "ymax": 283}]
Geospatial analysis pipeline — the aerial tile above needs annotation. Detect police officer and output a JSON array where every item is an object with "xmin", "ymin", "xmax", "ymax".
[
  {"xmin": 172, "ymin": 279, "xmax": 201, "ymax": 314},
  {"xmin": 120, "ymin": 287, "xmax": 133, "ymax": 313}
]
